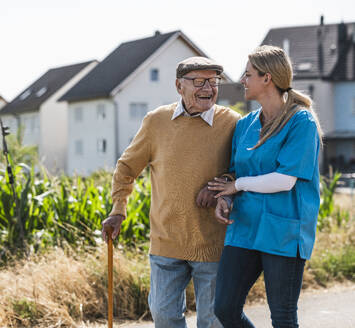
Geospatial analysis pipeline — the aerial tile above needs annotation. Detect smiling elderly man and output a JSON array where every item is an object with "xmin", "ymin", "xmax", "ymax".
[{"xmin": 102, "ymin": 56, "xmax": 240, "ymax": 328}]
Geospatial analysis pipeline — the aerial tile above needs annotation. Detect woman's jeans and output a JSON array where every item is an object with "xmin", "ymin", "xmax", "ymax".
[
  {"xmin": 149, "ymin": 254, "xmax": 223, "ymax": 328},
  {"xmin": 214, "ymin": 246, "xmax": 305, "ymax": 328}
]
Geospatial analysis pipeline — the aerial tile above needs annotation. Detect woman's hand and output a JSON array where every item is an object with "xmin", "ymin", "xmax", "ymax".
[{"xmin": 208, "ymin": 177, "xmax": 238, "ymax": 197}]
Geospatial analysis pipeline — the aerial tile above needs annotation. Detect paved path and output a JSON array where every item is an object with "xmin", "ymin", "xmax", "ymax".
[{"xmin": 119, "ymin": 283, "xmax": 355, "ymax": 328}]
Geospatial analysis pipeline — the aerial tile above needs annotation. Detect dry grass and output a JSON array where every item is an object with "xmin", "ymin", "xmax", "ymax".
[
  {"xmin": 0, "ymin": 246, "xmax": 151, "ymax": 327},
  {"xmin": 334, "ymin": 193, "xmax": 355, "ymax": 215}
]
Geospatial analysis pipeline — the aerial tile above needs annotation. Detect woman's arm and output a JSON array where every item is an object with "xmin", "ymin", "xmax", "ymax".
[
  {"xmin": 208, "ymin": 172, "xmax": 297, "ymax": 197},
  {"xmin": 236, "ymin": 172, "xmax": 297, "ymax": 193}
]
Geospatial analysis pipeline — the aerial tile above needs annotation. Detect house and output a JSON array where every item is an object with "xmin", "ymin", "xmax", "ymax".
[
  {"xmin": 60, "ymin": 30, "xmax": 233, "ymax": 175},
  {"xmin": 217, "ymin": 82, "xmax": 246, "ymax": 112},
  {"xmin": 0, "ymin": 61, "xmax": 98, "ymax": 171},
  {"xmin": 0, "ymin": 95, "xmax": 7, "ymax": 110},
  {"xmin": 259, "ymin": 17, "xmax": 355, "ymax": 173}
]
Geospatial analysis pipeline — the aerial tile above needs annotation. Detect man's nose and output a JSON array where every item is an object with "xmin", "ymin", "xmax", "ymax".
[{"xmin": 201, "ymin": 80, "xmax": 213, "ymax": 90}]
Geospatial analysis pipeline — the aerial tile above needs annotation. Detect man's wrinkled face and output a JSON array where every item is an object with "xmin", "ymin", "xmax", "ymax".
[{"xmin": 176, "ymin": 70, "xmax": 219, "ymax": 114}]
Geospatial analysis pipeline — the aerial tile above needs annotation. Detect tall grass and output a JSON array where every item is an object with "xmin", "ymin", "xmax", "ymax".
[{"xmin": 0, "ymin": 165, "xmax": 150, "ymax": 263}]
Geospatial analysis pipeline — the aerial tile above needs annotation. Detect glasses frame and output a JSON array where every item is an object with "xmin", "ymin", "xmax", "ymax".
[{"xmin": 182, "ymin": 76, "xmax": 221, "ymax": 88}]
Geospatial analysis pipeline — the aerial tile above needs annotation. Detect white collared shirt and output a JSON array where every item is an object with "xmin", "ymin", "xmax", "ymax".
[{"xmin": 171, "ymin": 99, "xmax": 215, "ymax": 126}]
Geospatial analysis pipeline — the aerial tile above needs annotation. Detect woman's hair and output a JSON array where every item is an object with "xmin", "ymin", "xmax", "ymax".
[{"xmin": 248, "ymin": 45, "xmax": 323, "ymax": 149}]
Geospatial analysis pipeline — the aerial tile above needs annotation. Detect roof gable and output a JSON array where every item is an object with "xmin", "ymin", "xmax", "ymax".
[
  {"xmin": 261, "ymin": 21, "xmax": 355, "ymax": 81},
  {"xmin": 60, "ymin": 31, "xmax": 179, "ymax": 102},
  {"xmin": 0, "ymin": 61, "xmax": 96, "ymax": 115}
]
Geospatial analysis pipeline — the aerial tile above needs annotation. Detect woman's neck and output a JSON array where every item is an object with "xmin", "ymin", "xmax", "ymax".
[{"xmin": 258, "ymin": 93, "xmax": 284, "ymax": 124}]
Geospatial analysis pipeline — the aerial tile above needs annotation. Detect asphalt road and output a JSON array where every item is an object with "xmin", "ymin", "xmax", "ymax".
[{"xmin": 118, "ymin": 283, "xmax": 355, "ymax": 328}]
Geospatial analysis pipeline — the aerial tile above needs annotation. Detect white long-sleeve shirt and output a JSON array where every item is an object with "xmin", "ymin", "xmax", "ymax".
[
  {"xmin": 222, "ymin": 173, "xmax": 297, "ymax": 208},
  {"xmin": 235, "ymin": 172, "xmax": 297, "ymax": 193}
]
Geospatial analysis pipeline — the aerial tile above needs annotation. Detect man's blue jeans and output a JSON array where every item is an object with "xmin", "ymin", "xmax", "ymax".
[
  {"xmin": 214, "ymin": 246, "xmax": 305, "ymax": 328},
  {"xmin": 149, "ymin": 254, "xmax": 223, "ymax": 328}
]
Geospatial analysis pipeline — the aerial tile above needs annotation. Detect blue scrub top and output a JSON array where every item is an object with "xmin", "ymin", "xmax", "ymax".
[{"xmin": 226, "ymin": 108, "xmax": 320, "ymax": 260}]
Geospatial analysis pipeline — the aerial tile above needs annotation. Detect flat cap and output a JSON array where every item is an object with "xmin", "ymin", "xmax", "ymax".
[{"xmin": 176, "ymin": 56, "xmax": 223, "ymax": 78}]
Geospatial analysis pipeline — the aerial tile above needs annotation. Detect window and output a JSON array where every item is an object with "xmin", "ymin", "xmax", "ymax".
[
  {"xmin": 97, "ymin": 104, "xmax": 106, "ymax": 119},
  {"xmin": 97, "ymin": 139, "xmax": 107, "ymax": 153},
  {"xmin": 75, "ymin": 140, "xmax": 83, "ymax": 155},
  {"xmin": 19, "ymin": 89, "xmax": 31, "ymax": 100},
  {"xmin": 129, "ymin": 103, "xmax": 148, "ymax": 120},
  {"xmin": 74, "ymin": 107, "xmax": 83, "ymax": 122},
  {"xmin": 297, "ymin": 63, "xmax": 312, "ymax": 71},
  {"xmin": 36, "ymin": 87, "xmax": 47, "ymax": 97},
  {"xmin": 150, "ymin": 68, "xmax": 159, "ymax": 81},
  {"xmin": 352, "ymin": 97, "xmax": 355, "ymax": 115},
  {"xmin": 308, "ymin": 85, "xmax": 314, "ymax": 99},
  {"xmin": 30, "ymin": 116, "xmax": 36, "ymax": 132}
]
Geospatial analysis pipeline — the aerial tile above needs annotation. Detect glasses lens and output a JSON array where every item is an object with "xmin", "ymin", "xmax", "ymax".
[
  {"xmin": 193, "ymin": 78, "xmax": 205, "ymax": 87},
  {"xmin": 209, "ymin": 77, "xmax": 220, "ymax": 86}
]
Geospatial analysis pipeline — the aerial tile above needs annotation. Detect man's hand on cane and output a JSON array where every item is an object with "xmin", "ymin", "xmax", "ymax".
[
  {"xmin": 215, "ymin": 197, "xmax": 234, "ymax": 225},
  {"xmin": 102, "ymin": 214, "xmax": 125, "ymax": 242}
]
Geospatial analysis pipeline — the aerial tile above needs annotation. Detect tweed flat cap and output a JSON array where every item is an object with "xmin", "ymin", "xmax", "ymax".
[{"xmin": 176, "ymin": 56, "xmax": 223, "ymax": 78}]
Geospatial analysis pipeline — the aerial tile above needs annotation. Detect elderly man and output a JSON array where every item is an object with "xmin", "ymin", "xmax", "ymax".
[{"xmin": 102, "ymin": 56, "xmax": 240, "ymax": 328}]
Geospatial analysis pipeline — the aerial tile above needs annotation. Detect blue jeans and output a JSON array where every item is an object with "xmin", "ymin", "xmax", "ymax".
[
  {"xmin": 214, "ymin": 246, "xmax": 305, "ymax": 328},
  {"xmin": 149, "ymin": 254, "xmax": 223, "ymax": 328}
]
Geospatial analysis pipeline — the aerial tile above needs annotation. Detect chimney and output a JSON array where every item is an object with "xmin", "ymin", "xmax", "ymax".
[
  {"xmin": 338, "ymin": 22, "xmax": 347, "ymax": 46},
  {"xmin": 337, "ymin": 22, "xmax": 348, "ymax": 79},
  {"xmin": 317, "ymin": 16, "xmax": 325, "ymax": 76},
  {"xmin": 154, "ymin": 30, "xmax": 161, "ymax": 37}
]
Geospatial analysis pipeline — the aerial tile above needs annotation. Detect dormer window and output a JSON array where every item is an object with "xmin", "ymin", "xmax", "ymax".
[
  {"xmin": 297, "ymin": 63, "xmax": 312, "ymax": 71},
  {"xmin": 36, "ymin": 87, "xmax": 47, "ymax": 97},
  {"xmin": 19, "ymin": 89, "xmax": 31, "ymax": 100},
  {"xmin": 330, "ymin": 44, "xmax": 337, "ymax": 54}
]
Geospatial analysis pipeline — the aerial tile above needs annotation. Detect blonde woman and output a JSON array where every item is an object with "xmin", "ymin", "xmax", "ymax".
[{"xmin": 208, "ymin": 45, "xmax": 323, "ymax": 328}]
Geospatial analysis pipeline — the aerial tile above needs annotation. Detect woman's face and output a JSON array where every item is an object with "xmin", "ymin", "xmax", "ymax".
[{"xmin": 240, "ymin": 61, "xmax": 266, "ymax": 101}]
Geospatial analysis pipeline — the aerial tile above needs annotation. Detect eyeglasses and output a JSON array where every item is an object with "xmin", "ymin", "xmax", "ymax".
[{"xmin": 182, "ymin": 76, "xmax": 221, "ymax": 87}]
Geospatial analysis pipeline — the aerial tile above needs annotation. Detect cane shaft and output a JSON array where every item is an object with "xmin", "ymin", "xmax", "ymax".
[{"xmin": 107, "ymin": 230, "xmax": 113, "ymax": 328}]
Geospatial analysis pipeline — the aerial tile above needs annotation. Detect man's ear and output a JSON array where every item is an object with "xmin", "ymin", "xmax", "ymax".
[{"xmin": 176, "ymin": 79, "xmax": 182, "ymax": 94}]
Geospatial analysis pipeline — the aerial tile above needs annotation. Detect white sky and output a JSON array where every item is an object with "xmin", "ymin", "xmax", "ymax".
[{"xmin": 1, "ymin": 0, "xmax": 354, "ymax": 101}]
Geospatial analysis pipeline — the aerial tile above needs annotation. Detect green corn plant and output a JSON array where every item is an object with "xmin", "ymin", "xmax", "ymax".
[
  {"xmin": 0, "ymin": 163, "xmax": 152, "ymax": 262},
  {"xmin": 318, "ymin": 172, "xmax": 342, "ymax": 231},
  {"xmin": 120, "ymin": 171, "xmax": 151, "ymax": 246}
]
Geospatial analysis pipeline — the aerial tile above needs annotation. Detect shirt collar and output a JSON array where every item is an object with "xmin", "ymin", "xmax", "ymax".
[{"xmin": 171, "ymin": 99, "xmax": 215, "ymax": 126}]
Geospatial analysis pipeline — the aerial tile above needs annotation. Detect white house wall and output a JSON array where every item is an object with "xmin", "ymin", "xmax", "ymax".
[
  {"xmin": 67, "ymin": 99, "xmax": 116, "ymax": 175},
  {"xmin": 0, "ymin": 115, "xmax": 18, "ymax": 136},
  {"xmin": 292, "ymin": 79, "xmax": 334, "ymax": 134},
  {"xmin": 40, "ymin": 61, "xmax": 98, "ymax": 173},
  {"xmin": 113, "ymin": 37, "xmax": 200, "ymax": 156},
  {"xmin": 0, "ymin": 112, "xmax": 39, "ymax": 148}
]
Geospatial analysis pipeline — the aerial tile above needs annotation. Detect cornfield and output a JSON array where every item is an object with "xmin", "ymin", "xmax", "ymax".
[{"xmin": 0, "ymin": 165, "xmax": 151, "ymax": 263}]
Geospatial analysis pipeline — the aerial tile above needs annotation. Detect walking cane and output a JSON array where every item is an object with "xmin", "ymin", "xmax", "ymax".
[{"xmin": 105, "ymin": 226, "xmax": 114, "ymax": 328}]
